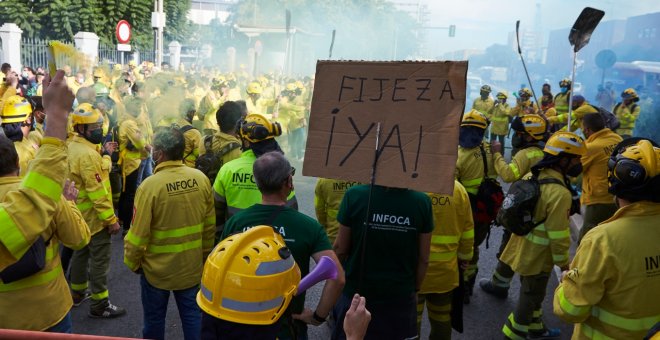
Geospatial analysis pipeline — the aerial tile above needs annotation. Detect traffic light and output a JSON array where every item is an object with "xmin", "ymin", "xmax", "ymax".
[{"xmin": 448, "ymin": 25, "xmax": 456, "ymax": 37}]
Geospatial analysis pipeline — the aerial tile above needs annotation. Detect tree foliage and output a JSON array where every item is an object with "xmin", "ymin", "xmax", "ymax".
[
  {"xmin": 0, "ymin": 0, "xmax": 192, "ymax": 50},
  {"xmin": 228, "ymin": 0, "xmax": 421, "ymax": 60}
]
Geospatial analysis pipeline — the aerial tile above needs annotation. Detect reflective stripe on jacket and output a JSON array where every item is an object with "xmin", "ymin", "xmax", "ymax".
[{"xmin": 553, "ymin": 201, "xmax": 660, "ymax": 340}]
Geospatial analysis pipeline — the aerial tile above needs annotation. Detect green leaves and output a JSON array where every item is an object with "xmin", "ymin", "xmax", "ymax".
[{"xmin": 0, "ymin": 0, "xmax": 191, "ymax": 51}]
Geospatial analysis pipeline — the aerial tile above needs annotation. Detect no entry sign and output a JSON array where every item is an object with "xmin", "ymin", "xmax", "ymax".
[{"xmin": 116, "ymin": 20, "xmax": 131, "ymax": 44}]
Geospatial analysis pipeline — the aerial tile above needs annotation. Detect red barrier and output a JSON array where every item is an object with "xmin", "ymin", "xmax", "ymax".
[{"xmin": 0, "ymin": 329, "xmax": 141, "ymax": 340}]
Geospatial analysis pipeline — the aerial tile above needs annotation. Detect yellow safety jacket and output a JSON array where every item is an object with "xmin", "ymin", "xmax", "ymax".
[
  {"xmin": 118, "ymin": 115, "xmax": 147, "ymax": 178},
  {"xmin": 489, "ymin": 102, "xmax": 511, "ymax": 136},
  {"xmin": 0, "ymin": 139, "xmax": 70, "ymax": 270},
  {"xmin": 137, "ymin": 104, "xmax": 153, "ymax": 146},
  {"xmin": 213, "ymin": 149, "xmax": 297, "ymax": 220},
  {"xmin": 510, "ymin": 100, "xmax": 539, "ymax": 117},
  {"xmin": 198, "ymin": 131, "xmax": 242, "ymax": 166},
  {"xmin": 246, "ymin": 96, "xmax": 276, "ymax": 120},
  {"xmin": 314, "ymin": 178, "xmax": 360, "ymax": 243},
  {"xmin": 199, "ymin": 92, "xmax": 223, "ymax": 133},
  {"xmin": 68, "ymin": 136, "xmax": 117, "ymax": 235},
  {"xmin": 581, "ymin": 129, "xmax": 622, "ymax": 206},
  {"xmin": 472, "ymin": 97, "xmax": 495, "ymax": 117},
  {"xmin": 500, "ymin": 168, "xmax": 572, "ymax": 275},
  {"xmin": 613, "ymin": 102, "xmax": 641, "ymax": 136},
  {"xmin": 554, "ymin": 92, "xmax": 570, "ymax": 116},
  {"xmin": 493, "ymin": 145, "xmax": 544, "ymax": 183},
  {"xmin": 554, "ymin": 201, "xmax": 660, "ymax": 340},
  {"xmin": 421, "ymin": 181, "xmax": 474, "ymax": 294},
  {"xmin": 14, "ymin": 136, "xmax": 38, "ymax": 176},
  {"xmin": 455, "ymin": 142, "xmax": 497, "ymax": 195},
  {"xmin": 279, "ymin": 98, "xmax": 306, "ymax": 132},
  {"xmin": 550, "ymin": 103, "xmax": 598, "ymax": 132},
  {"xmin": 177, "ymin": 119, "xmax": 202, "ymax": 168},
  {"xmin": 124, "ymin": 160, "xmax": 215, "ymax": 291},
  {"xmin": 0, "ymin": 177, "xmax": 90, "ymax": 330}
]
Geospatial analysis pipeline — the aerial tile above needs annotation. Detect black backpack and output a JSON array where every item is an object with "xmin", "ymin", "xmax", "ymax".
[
  {"xmin": 195, "ymin": 135, "xmax": 240, "ymax": 184},
  {"xmin": 473, "ymin": 145, "xmax": 504, "ymax": 225},
  {"xmin": 589, "ymin": 105, "xmax": 620, "ymax": 130},
  {"xmin": 0, "ymin": 236, "xmax": 51, "ymax": 283},
  {"xmin": 496, "ymin": 175, "xmax": 564, "ymax": 236}
]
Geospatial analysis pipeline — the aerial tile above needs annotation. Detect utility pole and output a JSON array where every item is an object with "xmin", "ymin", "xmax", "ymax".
[{"xmin": 152, "ymin": 0, "xmax": 166, "ymax": 67}]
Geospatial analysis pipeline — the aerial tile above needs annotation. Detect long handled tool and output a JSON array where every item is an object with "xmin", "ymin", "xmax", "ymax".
[
  {"xmin": 566, "ymin": 7, "xmax": 605, "ymax": 130},
  {"xmin": 329, "ymin": 29, "xmax": 336, "ymax": 59},
  {"xmin": 515, "ymin": 20, "xmax": 541, "ymax": 112},
  {"xmin": 358, "ymin": 122, "xmax": 381, "ymax": 293}
]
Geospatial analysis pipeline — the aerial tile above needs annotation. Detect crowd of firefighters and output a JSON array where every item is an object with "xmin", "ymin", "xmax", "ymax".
[{"xmin": 0, "ymin": 59, "xmax": 658, "ymax": 340}]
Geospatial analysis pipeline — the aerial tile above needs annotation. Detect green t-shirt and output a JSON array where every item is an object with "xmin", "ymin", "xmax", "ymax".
[
  {"xmin": 337, "ymin": 185, "xmax": 434, "ymax": 301},
  {"xmin": 222, "ymin": 204, "xmax": 332, "ymax": 313}
]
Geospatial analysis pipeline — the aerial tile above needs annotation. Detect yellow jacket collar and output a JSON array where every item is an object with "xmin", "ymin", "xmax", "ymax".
[
  {"xmin": 154, "ymin": 160, "xmax": 184, "ymax": 174},
  {"xmin": 0, "ymin": 176, "xmax": 21, "ymax": 185},
  {"xmin": 601, "ymin": 201, "xmax": 660, "ymax": 225},
  {"xmin": 72, "ymin": 135, "xmax": 101, "ymax": 152},
  {"xmin": 586, "ymin": 128, "xmax": 614, "ymax": 143}
]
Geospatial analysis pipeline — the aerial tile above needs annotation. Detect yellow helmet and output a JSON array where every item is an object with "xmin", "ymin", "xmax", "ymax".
[
  {"xmin": 197, "ymin": 226, "xmax": 301, "ymax": 325},
  {"xmin": 512, "ymin": 114, "xmax": 547, "ymax": 140},
  {"xmin": 239, "ymin": 114, "xmax": 282, "ymax": 143},
  {"xmin": 295, "ymin": 80, "xmax": 304, "ymax": 90},
  {"xmin": 496, "ymin": 91, "xmax": 508, "ymax": 99},
  {"xmin": 246, "ymin": 82, "xmax": 263, "ymax": 95},
  {"xmin": 621, "ymin": 88, "xmax": 639, "ymax": 101},
  {"xmin": 543, "ymin": 131, "xmax": 586, "ymax": 156},
  {"xmin": 559, "ymin": 78, "xmax": 572, "ymax": 88},
  {"xmin": 128, "ymin": 60, "xmax": 137, "ymax": 67},
  {"xmin": 285, "ymin": 83, "xmax": 297, "ymax": 92},
  {"xmin": 258, "ymin": 76, "xmax": 269, "ymax": 86},
  {"xmin": 93, "ymin": 68, "xmax": 104, "ymax": 78},
  {"xmin": 518, "ymin": 88, "xmax": 532, "ymax": 98},
  {"xmin": 113, "ymin": 64, "xmax": 122, "ymax": 71},
  {"xmin": 1, "ymin": 95, "xmax": 32, "ymax": 124},
  {"xmin": 71, "ymin": 103, "xmax": 104, "ymax": 125},
  {"xmin": 460, "ymin": 109, "xmax": 489, "ymax": 129},
  {"xmin": 609, "ymin": 139, "xmax": 660, "ymax": 183}
]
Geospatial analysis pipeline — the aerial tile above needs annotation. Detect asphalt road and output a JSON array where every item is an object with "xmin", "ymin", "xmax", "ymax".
[{"xmin": 69, "ymin": 156, "xmax": 577, "ymax": 339}]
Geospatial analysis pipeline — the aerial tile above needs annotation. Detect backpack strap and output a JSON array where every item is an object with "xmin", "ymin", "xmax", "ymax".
[
  {"xmin": 179, "ymin": 125, "xmax": 194, "ymax": 134},
  {"xmin": 614, "ymin": 102, "xmax": 621, "ymax": 112},
  {"xmin": 218, "ymin": 142, "xmax": 241, "ymax": 158},
  {"xmin": 479, "ymin": 144, "xmax": 489, "ymax": 180},
  {"xmin": 538, "ymin": 178, "xmax": 564, "ymax": 186}
]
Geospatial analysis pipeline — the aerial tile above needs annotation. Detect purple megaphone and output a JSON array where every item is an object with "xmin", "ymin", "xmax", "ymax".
[{"xmin": 295, "ymin": 256, "xmax": 338, "ymax": 295}]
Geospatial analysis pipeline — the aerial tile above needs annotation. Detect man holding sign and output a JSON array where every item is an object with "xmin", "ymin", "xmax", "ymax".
[{"xmin": 302, "ymin": 61, "xmax": 467, "ymax": 339}]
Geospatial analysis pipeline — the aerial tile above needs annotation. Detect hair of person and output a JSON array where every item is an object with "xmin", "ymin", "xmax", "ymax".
[
  {"xmin": 153, "ymin": 128, "xmax": 185, "ymax": 161},
  {"xmin": 76, "ymin": 87, "xmax": 96, "ymax": 105},
  {"xmin": 0, "ymin": 134, "xmax": 19, "ymax": 176},
  {"xmin": 235, "ymin": 100, "xmax": 248, "ymax": 117},
  {"xmin": 582, "ymin": 112, "xmax": 605, "ymax": 132},
  {"xmin": 124, "ymin": 97, "xmax": 143, "ymax": 117},
  {"xmin": 1, "ymin": 63, "xmax": 11, "ymax": 73},
  {"xmin": 216, "ymin": 101, "xmax": 243, "ymax": 133},
  {"xmin": 253, "ymin": 151, "xmax": 292, "ymax": 195}
]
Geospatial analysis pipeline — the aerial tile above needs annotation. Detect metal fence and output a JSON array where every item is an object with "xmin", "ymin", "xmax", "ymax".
[
  {"xmin": 98, "ymin": 42, "xmax": 121, "ymax": 64},
  {"xmin": 21, "ymin": 37, "xmax": 75, "ymax": 69}
]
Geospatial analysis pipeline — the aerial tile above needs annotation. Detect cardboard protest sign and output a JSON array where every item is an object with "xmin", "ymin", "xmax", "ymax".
[{"xmin": 302, "ymin": 61, "xmax": 468, "ymax": 194}]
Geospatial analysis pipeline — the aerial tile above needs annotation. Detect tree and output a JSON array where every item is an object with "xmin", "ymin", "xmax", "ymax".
[{"xmin": 0, "ymin": 0, "xmax": 192, "ymax": 50}]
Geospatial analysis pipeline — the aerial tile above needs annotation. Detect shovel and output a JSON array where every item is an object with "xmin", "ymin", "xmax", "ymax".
[{"xmin": 566, "ymin": 7, "xmax": 605, "ymax": 131}]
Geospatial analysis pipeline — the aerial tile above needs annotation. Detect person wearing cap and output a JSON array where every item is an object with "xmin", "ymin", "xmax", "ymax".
[
  {"xmin": 213, "ymin": 113, "xmax": 298, "ymax": 235},
  {"xmin": 510, "ymin": 88, "xmax": 539, "ymax": 118},
  {"xmin": 67, "ymin": 103, "xmax": 125, "ymax": 318},
  {"xmin": 472, "ymin": 84, "xmax": 495, "ymax": 118},
  {"xmin": 1, "ymin": 95, "xmax": 39, "ymax": 176},
  {"xmin": 501, "ymin": 131, "xmax": 586, "ymax": 340},
  {"xmin": 221, "ymin": 151, "xmax": 344, "ymax": 339},
  {"xmin": 480, "ymin": 115, "xmax": 547, "ymax": 299},
  {"xmin": 553, "ymin": 78, "xmax": 572, "ymax": 130},
  {"xmin": 577, "ymin": 113, "xmax": 622, "ymax": 243},
  {"xmin": 488, "ymin": 91, "xmax": 511, "ymax": 149},
  {"xmin": 454, "ymin": 109, "xmax": 496, "ymax": 303},
  {"xmin": 124, "ymin": 127, "xmax": 215, "ymax": 340},
  {"xmin": 613, "ymin": 88, "xmax": 642, "ymax": 138},
  {"xmin": 279, "ymin": 83, "xmax": 307, "ymax": 161},
  {"xmin": 553, "ymin": 138, "xmax": 660, "ymax": 340},
  {"xmin": 246, "ymin": 82, "xmax": 276, "ymax": 119}
]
